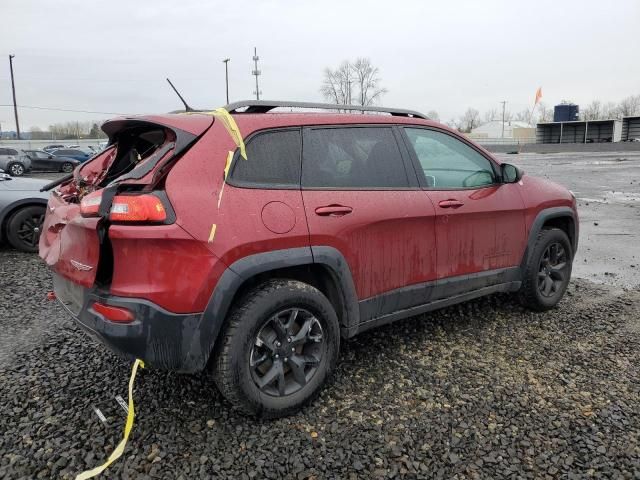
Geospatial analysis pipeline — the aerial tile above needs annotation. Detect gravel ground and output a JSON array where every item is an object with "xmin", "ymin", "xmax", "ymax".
[{"xmin": 1, "ymin": 248, "xmax": 639, "ymax": 479}]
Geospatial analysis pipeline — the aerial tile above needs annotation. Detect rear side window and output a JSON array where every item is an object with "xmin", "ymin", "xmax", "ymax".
[
  {"xmin": 302, "ymin": 127, "xmax": 409, "ymax": 188},
  {"xmin": 230, "ymin": 129, "xmax": 301, "ymax": 187}
]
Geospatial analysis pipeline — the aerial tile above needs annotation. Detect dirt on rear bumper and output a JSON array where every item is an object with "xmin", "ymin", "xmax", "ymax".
[{"xmin": 53, "ymin": 274, "xmax": 205, "ymax": 373}]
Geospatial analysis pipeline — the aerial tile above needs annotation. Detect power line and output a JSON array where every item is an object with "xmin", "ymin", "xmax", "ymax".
[{"xmin": 0, "ymin": 104, "xmax": 129, "ymax": 115}]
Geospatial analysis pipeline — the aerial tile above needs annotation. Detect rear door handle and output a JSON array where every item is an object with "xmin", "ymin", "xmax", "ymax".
[
  {"xmin": 315, "ymin": 205, "xmax": 353, "ymax": 216},
  {"xmin": 438, "ymin": 199, "xmax": 464, "ymax": 209}
]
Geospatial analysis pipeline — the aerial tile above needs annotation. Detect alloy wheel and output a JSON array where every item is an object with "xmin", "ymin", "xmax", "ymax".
[
  {"xmin": 9, "ymin": 163, "xmax": 24, "ymax": 176},
  {"xmin": 249, "ymin": 308, "xmax": 324, "ymax": 397},
  {"xmin": 16, "ymin": 212, "xmax": 45, "ymax": 249},
  {"xmin": 537, "ymin": 242, "xmax": 568, "ymax": 297}
]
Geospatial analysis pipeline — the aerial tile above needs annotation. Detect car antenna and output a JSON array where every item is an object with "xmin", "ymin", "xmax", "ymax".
[{"xmin": 166, "ymin": 78, "xmax": 194, "ymax": 112}]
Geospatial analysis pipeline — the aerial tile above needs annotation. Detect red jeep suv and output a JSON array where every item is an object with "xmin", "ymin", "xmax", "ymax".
[{"xmin": 40, "ymin": 101, "xmax": 578, "ymax": 418}]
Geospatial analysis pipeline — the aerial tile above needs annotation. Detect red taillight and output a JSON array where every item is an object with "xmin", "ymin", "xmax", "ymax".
[
  {"xmin": 92, "ymin": 302, "xmax": 135, "ymax": 323},
  {"xmin": 80, "ymin": 191, "xmax": 102, "ymax": 217},
  {"xmin": 110, "ymin": 195, "xmax": 166, "ymax": 222},
  {"xmin": 80, "ymin": 192, "xmax": 167, "ymax": 222}
]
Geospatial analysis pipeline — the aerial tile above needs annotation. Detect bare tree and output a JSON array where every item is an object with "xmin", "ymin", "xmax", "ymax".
[
  {"xmin": 320, "ymin": 61, "xmax": 353, "ymax": 105},
  {"xmin": 536, "ymin": 102, "xmax": 553, "ymax": 123},
  {"xmin": 459, "ymin": 108, "xmax": 481, "ymax": 133},
  {"xmin": 513, "ymin": 109, "xmax": 532, "ymax": 123},
  {"xmin": 352, "ymin": 58, "xmax": 387, "ymax": 106},
  {"xmin": 426, "ymin": 110, "xmax": 440, "ymax": 122},
  {"xmin": 321, "ymin": 58, "xmax": 386, "ymax": 106},
  {"xmin": 483, "ymin": 109, "xmax": 498, "ymax": 123},
  {"xmin": 446, "ymin": 119, "xmax": 462, "ymax": 131},
  {"xmin": 601, "ymin": 101, "xmax": 619, "ymax": 119},
  {"xmin": 617, "ymin": 95, "xmax": 640, "ymax": 117},
  {"xmin": 581, "ymin": 100, "xmax": 602, "ymax": 120}
]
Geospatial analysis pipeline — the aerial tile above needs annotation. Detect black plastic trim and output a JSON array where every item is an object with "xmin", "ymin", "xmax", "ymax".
[
  {"xmin": 352, "ymin": 281, "xmax": 521, "ymax": 336},
  {"xmin": 521, "ymin": 206, "xmax": 578, "ymax": 269},
  {"xmin": 53, "ymin": 273, "xmax": 203, "ymax": 372},
  {"xmin": 356, "ymin": 267, "xmax": 521, "ymax": 330}
]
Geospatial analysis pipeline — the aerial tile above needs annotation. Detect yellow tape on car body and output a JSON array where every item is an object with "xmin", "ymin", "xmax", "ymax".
[
  {"xmin": 210, "ymin": 108, "xmax": 247, "ymax": 160},
  {"xmin": 75, "ymin": 359, "xmax": 145, "ymax": 480}
]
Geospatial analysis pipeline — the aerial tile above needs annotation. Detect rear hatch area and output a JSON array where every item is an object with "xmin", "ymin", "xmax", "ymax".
[{"xmin": 39, "ymin": 115, "xmax": 213, "ymax": 303}]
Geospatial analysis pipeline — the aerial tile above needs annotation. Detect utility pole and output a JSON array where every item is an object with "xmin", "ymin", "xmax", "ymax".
[
  {"xmin": 8, "ymin": 55, "xmax": 20, "ymax": 140},
  {"xmin": 251, "ymin": 47, "xmax": 261, "ymax": 100},
  {"xmin": 222, "ymin": 58, "xmax": 230, "ymax": 104},
  {"xmin": 500, "ymin": 100, "xmax": 507, "ymax": 139}
]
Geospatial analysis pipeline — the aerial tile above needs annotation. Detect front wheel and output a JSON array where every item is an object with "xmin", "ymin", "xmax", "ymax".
[
  {"xmin": 212, "ymin": 279, "xmax": 340, "ymax": 418},
  {"xmin": 518, "ymin": 228, "xmax": 573, "ymax": 311},
  {"xmin": 61, "ymin": 162, "xmax": 74, "ymax": 173}
]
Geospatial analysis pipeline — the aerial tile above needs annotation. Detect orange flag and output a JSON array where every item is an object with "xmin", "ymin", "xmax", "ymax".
[{"xmin": 534, "ymin": 87, "xmax": 543, "ymax": 105}]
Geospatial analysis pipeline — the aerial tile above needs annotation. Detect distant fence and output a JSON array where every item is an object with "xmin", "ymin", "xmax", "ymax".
[
  {"xmin": 472, "ymin": 137, "xmax": 537, "ymax": 146},
  {"xmin": 0, "ymin": 139, "xmax": 105, "ymax": 150},
  {"xmin": 486, "ymin": 142, "xmax": 640, "ymax": 154}
]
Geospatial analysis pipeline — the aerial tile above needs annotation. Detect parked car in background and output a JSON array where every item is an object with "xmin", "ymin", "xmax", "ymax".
[
  {"xmin": 0, "ymin": 148, "xmax": 31, "ymax": 176},
  {"xmin": 0, "ymin": 171, "xmax": 49, "ymax": 252},
  {"xmin": 41, "ymin": 100, "xmax": 578, "ymax": 418},
  {"xmin": 23, "ymin": 150, "xmax": 80, "ymax": 173},
  {"xmin": 50, "ymin": 148, "xmax": 92, "ymax": 162},
  {"xmin": 43, "ymin": 144, "xmax": 66, "ymax": 153}
]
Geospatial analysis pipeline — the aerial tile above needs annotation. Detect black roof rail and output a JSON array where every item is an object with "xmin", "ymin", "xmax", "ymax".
[{"xmin": 223, "ymin": 100, "xmax": 428, "ymax": 119}]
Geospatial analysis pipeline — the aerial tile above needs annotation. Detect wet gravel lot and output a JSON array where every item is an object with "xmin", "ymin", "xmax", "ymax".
[{"xmin": 1, "ymin": 152, "xmax": 640, "ymax": 479}]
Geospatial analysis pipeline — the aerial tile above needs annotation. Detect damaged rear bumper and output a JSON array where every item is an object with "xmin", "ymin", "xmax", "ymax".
[{"xmin": 53, "ymin": 274, "xmax": 205, "ymax": 373}]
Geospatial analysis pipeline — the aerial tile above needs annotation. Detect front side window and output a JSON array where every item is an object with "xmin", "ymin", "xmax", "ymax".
[
  {"xmin": 302, "ymin": 127, "xmax": 409, "ymax": 188},
  {"xmin": 230, "ymin": 129, "xmax": 301, "ymax": 187},
  {"xmin": 405, "ymin": 128, "xmax": 496, "ymax": 188}
]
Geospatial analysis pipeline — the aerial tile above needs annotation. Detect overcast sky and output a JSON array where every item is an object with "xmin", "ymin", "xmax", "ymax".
[{"xmin": 1, "ymin": 0, "xmax": 639, "ymax": 131}]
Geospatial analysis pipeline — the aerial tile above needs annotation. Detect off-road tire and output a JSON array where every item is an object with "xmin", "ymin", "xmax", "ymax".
[
  {"xmin": 212, "ymin": 279, "xmax": 340, "ymax": 418},
  {"xmin": 7, "ymin": 205, "xmax": 46, "ymax": 253},
  {"xmin": 7, "ymin": 162, "xmax": 25, "ymax": 177},
  {"xmin": 519, "ymin": 227, "xmax": 573, "ymax": 311}
]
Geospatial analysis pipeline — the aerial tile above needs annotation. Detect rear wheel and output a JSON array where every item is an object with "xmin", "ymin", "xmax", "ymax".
[
  {"xmin": 212, "ymin": 279, "xmax": 340, "ymax": 418},
  {"xmin": 61, "ymin": 162, "xmax": 74, "ymax": 173},
  {"xmin": 7, "ymin": 206, "xmax": 46, "ymax": 253},
  {"xmin": 7, "ymin": 162, "xmax": 25, "ymax": 177},
  {"xmin": 518, "ymin": 228, "xmax": 572, "ymax": 311}
]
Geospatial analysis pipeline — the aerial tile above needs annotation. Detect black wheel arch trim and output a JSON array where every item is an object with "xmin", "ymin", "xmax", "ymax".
[
  {"xmin": 521, "ymin": 206, "xmax": 578, "ymax": 270},
  {"xmin": 195, "ymin": 246, "xmax": 359, "ymax": 372}
]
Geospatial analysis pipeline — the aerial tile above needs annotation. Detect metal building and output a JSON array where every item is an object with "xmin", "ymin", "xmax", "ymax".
[
  {"xmin": 622, "ymin": 116, "xmax": 640, "ymax": 141},
  {"xmin": 536, "ymin": 119, "xmax": 622, "ymax": 144}
]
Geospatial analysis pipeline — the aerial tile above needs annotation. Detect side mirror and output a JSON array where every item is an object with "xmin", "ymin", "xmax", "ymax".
[
  {"xmin": 49, "ymin": 155, "xmax": 53, "ymax": 159},
  {"xmin": 501, "ymin": 163, "xmax": 523, "ymax": 183}
]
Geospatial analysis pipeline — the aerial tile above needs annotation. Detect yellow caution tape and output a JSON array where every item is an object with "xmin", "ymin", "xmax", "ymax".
[
  {"xmin": 223, "ymin": 150, "xmax": 233, "ymax": 179},
  {"xmin": 75, "ymin": 359, "xmax": 145, "ymax": 480},
  {"xmin": 208, "ymin": 223, "xmax": 217, "ymax": 243},
  {"xmin": 210, "ymin": 108, "xmax": 247, "ymax": 160},
  {"xmin": 183, "ymin": 107, "xmax": 249, "ymax": 241}
]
